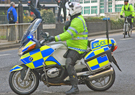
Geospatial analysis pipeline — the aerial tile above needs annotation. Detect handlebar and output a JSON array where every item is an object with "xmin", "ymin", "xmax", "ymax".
[
  {"xmin": 121, "ymin": 16, "xmax": 134, "ymax": 19},
  {"xmin": 40, "ymin": 32, "xmax": 50, "ymax": 45}
]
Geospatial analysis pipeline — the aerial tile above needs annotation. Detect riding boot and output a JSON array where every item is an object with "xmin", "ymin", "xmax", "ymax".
[
  {"xmin": 65, "ymin": 85, "xmax": 79, "ymax": 95},
  {"xmin": 65, "ymin": 62, "xmax": 79, "ymax": 95}
]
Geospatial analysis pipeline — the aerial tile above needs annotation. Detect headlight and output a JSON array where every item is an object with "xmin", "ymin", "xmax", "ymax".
[{"xmin": 18, "ymin": 47, "xmax": 24, "ymax": 56}]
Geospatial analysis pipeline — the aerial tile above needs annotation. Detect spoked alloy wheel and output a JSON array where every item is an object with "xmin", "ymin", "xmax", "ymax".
[
  {"xmin": 9, "ymin": 70, "xmax": 39, "ymax": 95},
  {"xmin": 85, "ymin": 68, "xmax": 115, "ymax": 91}
]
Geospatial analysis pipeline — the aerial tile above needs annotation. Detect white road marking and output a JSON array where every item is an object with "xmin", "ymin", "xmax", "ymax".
[
  {"xmin": 0, "ymin": 54, "xmax": 11, "ymax": 57},
  {"xmin": 43, "ymin": 91, "xmax": 53, "ymax": 93},
  {"xmin": 120, "ymin": 38, "xmax": 133, "ymax": 40},
  {"xmin": 0, "ymin": 92, "xmax": 14, "ymax": 95}
]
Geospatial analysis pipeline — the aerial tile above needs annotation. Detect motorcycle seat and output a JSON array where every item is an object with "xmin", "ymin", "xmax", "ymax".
[{"xmin": 79, "ymin": 49, "xmax": 91, "ymax": 60}]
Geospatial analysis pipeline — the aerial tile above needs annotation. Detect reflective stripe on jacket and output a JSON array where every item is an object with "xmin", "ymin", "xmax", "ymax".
[{"xmin": 55, "ymin": 15, "xmax": 88, "ymax": 54}]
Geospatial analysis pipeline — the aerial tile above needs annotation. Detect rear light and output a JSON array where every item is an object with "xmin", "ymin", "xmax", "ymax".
[{"xmin": 113, "ymin": 45, "xmax": 118, "ymax": 52}]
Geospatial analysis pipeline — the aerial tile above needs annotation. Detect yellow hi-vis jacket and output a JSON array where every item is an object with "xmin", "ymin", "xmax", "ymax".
[
  {"xmin": 55, "ymin": 15, "xmax": 88, "ymax": 54},
  {"xmin": 120, "ymin": 3, "xmax": 134, "ymax": 22}
]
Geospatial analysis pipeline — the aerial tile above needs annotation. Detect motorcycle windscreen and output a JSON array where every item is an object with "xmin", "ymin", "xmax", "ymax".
[
  {"xmin": 20, "ymin": 45, "xmax": 55, "ymax": 69},
  {"xmin": 85, "ymin": 47, "xmax": 110, "ymax": 71},
  {"xmin": 90, "ymin": 38, "xmax": 116, "ymax": 50}
]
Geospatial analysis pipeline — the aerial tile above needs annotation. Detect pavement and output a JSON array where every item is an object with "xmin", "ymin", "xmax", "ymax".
[{"xmin": 0, "ymin": 27, "xmax": 134, "ymax": 50}]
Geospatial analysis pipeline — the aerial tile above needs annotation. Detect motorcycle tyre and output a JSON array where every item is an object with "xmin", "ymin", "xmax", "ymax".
[
  {"xmin": 9, "ymin": 70, "xmax": 39, "ymax": 95},
  {"xmin": 85, "ymin": 68, "xmax": 115, "ymax": 91}
]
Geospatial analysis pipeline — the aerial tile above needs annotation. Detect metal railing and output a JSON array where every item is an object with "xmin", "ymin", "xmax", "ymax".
[
  {"xmin": 0, "ymin": 15, "xmax": 8, "ymax": 24},
  {"xmin": 0, "ymin": 23, "xmax": 30, "ymax": 43}
]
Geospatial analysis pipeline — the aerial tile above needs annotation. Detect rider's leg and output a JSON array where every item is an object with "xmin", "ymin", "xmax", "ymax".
[
  {"xmin": 127, "ymin": 15, "xmax": 133, "ymax": 30},
  {"xmin": 65, "ymin": 49, "xmax": 80, "ymax": 95},
  {"xmin": 31, "ymin": 8, "xmax": 41, "ymax": 19}
]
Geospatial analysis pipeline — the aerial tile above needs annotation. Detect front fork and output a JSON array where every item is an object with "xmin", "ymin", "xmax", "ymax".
[
  {"xmin": 124, "ymin": 23, "xmax": 130, "ymax": 32},
  {"xmin": 23, "ymin": 68, "xmax": 31, "ymax": 81}
]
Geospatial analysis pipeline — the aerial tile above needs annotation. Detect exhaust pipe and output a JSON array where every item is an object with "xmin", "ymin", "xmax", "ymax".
[
  {"xmin": 64, "ymin": 67, "xmax": 114, "ymax": 81},
  {"xmin": 88, "ymin": 67, "xmax": 114, "ymax": 81}
]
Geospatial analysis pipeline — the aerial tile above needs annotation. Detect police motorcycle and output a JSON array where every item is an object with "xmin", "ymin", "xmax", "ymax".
[{"xmin": 9, "ymin": 19, "xmax": 121, "ymax": 95}]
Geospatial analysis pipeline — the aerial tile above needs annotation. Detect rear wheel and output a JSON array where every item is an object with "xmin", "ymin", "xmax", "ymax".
[
  {"xmin": 9, "ymin": 70, "xmax": 39, "ymax": 95},
  {"xmin": 85, "ymin": 68, "xmax": 115, "ymax": 91}
]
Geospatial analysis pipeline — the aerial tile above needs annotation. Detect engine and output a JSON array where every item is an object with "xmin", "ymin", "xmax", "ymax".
[{"xmin": 47, "ymin": 67, "xmax": 60, "ymax": 78}]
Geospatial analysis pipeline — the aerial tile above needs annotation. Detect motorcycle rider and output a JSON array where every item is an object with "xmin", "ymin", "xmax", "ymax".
[
  {"xmin": 48, "ymin": 2, "xmax": 88, "ymax": 95},
  {"xmin": 120, "ymin": 0, "xmax": 134, "ymax": 35}
]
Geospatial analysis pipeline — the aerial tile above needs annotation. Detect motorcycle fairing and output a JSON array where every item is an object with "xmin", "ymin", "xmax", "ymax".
[
  {"xmin": 22, "ymin": 40, "xmax": 36, "ymax": 52},
  {"xmin": 10, "ymin": 65, "xmax": 23, "ymax": 72},
  {"xmin": 90, "ymin": 38, "xmax": 116, "ymax": 50},
  {"xmin": 20, "ymin": 45, "xmax": 60, "ymax": 69},
  {"xmin": 85, "ymin": 46, "xmax": 110, "ymax": 71}
]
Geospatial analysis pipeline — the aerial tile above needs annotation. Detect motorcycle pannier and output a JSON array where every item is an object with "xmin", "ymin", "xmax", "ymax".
[{"xmin": 85, "ymin": 46, "xmax": 112, "ymax": 71}]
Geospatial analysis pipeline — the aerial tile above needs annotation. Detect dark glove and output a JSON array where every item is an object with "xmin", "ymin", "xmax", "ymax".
[
  {"xmin": 132, "ymin": 16, "xmax": 134, "ymax": 18},
  {"xmin": 120, "ymin": 15, "xmax": 123, "ymax": 18},
  {"xmin": 48, "ymin": 36, "xmax": 55, "ymax": 42},
  {"xmin": 64, "ymin": 21, "xmax": 71, "ymax": 30}
]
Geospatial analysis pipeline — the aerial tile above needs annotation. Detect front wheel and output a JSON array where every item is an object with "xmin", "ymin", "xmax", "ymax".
[
  {"xmin": 85, "ymin": 68, "xmax": 115, "ymax": 91},
  {"xmin": 124, "ymin": 25, "xmax": 127, "ymax": 38},
  {"xmin": 9, "ymin": 70, "xmax": 39, "ymax": 95},
  {"xmin": 128, "ymin": 28, "xmax": 132, "ymax": 37}
]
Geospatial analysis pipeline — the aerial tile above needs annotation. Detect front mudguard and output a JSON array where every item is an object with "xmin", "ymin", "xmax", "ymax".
[{"xmin": 10, "ymin": 64, "xmax": 28, "ymax": 80}]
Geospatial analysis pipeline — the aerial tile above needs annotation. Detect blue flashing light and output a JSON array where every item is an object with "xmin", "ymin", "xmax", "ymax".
[{"xmin": 27, "ymin": 35, "xmax": 33, "ymax": 39}]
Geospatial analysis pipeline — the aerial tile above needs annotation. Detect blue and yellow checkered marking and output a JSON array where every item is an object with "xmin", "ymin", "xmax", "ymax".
[
  {"xmin": 10, "ymin": 65, "xmax": 23, "ymax": 72},
  {"xmin": 85, "ymin": 47, "xmax": 109, "ymax": 71},
  {"xmin": 20, "ymin": 45, "xmax": 60, "ymax": 69},
  {"xmin": 91, "ymin": 39, "xmax": 116, "ymax": 50},
  {"xmin": 46, "ymin": 56, "xmax": 61, "ymax": 65}
]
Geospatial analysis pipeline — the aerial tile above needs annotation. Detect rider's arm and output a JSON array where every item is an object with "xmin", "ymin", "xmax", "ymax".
[
  {"xmin": 120, "ymin": 5, "xmax": 124, "ymax": 16},
  {"xmin": 130, "ymin": 5, "xmax": 134, "ymax": 17},
  {"xmin": 55, "ymin": 19, "xmax": 82, "ymax": 41}
]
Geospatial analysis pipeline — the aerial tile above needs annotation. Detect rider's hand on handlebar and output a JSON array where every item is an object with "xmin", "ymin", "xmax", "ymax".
[
  {"xmin": 120, "ymin": 15, "xmax": 123, "ymax": 18},
  {"xmin": 48, "ymin": 36, "xmax": 55, "ymax": 42}
]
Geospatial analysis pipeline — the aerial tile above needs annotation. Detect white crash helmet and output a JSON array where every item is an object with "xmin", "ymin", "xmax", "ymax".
[{"xmin": 65, "ymin": 2, "xmax": 82, "ymax": 16}]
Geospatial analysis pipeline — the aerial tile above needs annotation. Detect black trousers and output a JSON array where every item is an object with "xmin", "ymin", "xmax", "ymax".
[
  {"xmin": 64, "ymin": 49, "xmax": 81, "ymax": 85},
  {"xmin": 9, "ymin": 21, "xmax": 15, "ymax": 24},
  {"xmin": 57, "ymin": 5, "xmax": 66, "ymax": 22}
]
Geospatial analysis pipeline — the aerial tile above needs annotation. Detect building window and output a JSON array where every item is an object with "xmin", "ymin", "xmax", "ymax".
[
  {"xmin": 115, "ymin": 0, "xmax": 124, "ymax": 1},
  {"xmin": 108, "ymin": 0, "xmax": 112, "ymax": 12},
  {"xmin": 115, "ymin": 4, "xmax": 123, "ymax": 12},
  {"xmin": 84, "ymin": 6, "xmax": 90, "ymax": 14},
  {"xmin": 82, "ymin": 7, "xmax": 84, "ymax": 14},
  {"xmin": 91, "ymin": 0, "xmax": 97, "ymax": 3},
  {"xmin": 80, "ymin": 0, "xmax": 83, "ymax": 3},
  {"xmin": 91, "ymin": 6, "xmax": 97, "ymax": 14},
  {"xmin": 100, "ymin": 0, "xmax": 104, "ymax": 13},
  {"xmin": 84, "ymin": 0, "xmax": 90, "ymax": 3}
]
